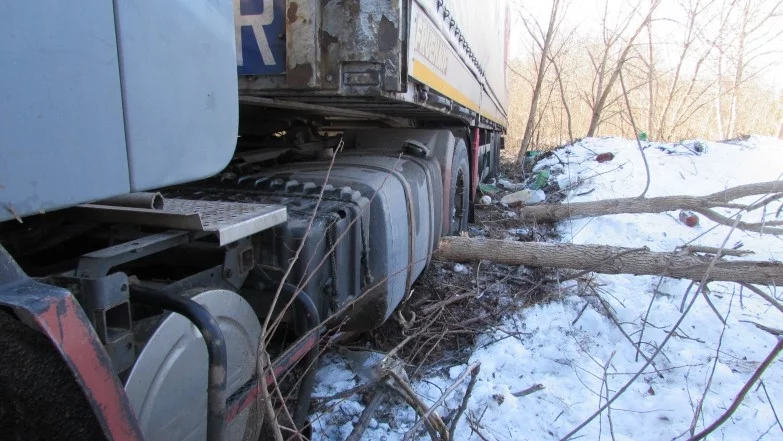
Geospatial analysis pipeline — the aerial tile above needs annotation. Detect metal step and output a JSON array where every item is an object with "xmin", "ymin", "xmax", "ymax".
[{"xmin": 73, "ymin": 199, "xmax": 287, "ymax": 246}]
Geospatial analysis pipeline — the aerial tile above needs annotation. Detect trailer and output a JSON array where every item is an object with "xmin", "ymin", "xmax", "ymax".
[{"xmin": 0, "ymin": 1, "xmax": 509, "ymax": 440}]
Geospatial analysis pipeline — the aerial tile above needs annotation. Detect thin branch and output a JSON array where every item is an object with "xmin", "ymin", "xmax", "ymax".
[
  {"xmin": 589, "ymin": 287, "xmax": 664, "ymax": 377},
  {"xmin": 699, "ymin": 285, "xmax": 727, "ymax": 325},
  {"xmin": 696, "ymin": 209, "xmax": 783, "ymax": 235},
  {"xmin": 403, "ymin": 362, "xmax": 481, "ymax": 441},
  {"xmin": 512, "ymin": 383, "xmax": 546, "ymax": 397},
  {"xmin": 740, "ymin": 320, "xmax": 783, "ymax": 337},
  {"xmin": 345, "ymin": 388, "xmax": 388, "ymax": 441},
  {"xmin": 387, "ymin": 369, "xmax": 448, "ymax": 440},
  {"xmin": 449, "ymin": 364, "xmax": 481, "ymax": 440},
  {"xmin": 688, "ymin": 337, "xmax": 783, "ymax": 441},
  {"xmin": 258, "ymin": 345, "xmax": 285, "ymax": 441},
  {"xmin": 619, "ymin": 68, "xmax": 651, "ymax": 198},
  {"xmin": 739, "ymin": 283, "xmax": 783, "ymax": 316},
  {"xmin": 311, "ymin": 383, "xmax": 376, "ymax": 412},
  {"xmin": 689, "ymin": 287, "xmax": 735, "ymax": 435},
  {"xmin": 602, "ymin": 352, "xmax": 617, "ymax": 441},
  {"xmin": 637, "ymin": 276, "xmax": 667, "ymax": 362},
  {"xmin": 759, "ymin": 380, "xmax": 783, "ymax": 434}
]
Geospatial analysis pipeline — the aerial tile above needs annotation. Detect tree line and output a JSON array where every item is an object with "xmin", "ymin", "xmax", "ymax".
[{"xmin": 507, "ymin": 0, "xmax": 783, "ymax": 158}]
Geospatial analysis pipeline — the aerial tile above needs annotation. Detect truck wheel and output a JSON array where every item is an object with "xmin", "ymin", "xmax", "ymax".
[
  {"xmin": 449, "ymin": 139, "xmax": 470, "ymax": 235},
  {"xmin": 0, "ymin": 309, "xmax": 105, "ymax": 441}
]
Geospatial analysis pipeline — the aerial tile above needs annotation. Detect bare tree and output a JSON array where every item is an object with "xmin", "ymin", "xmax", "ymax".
[
  {"xmin": 646, "ymin": 0, "xmax": 655, "ymax": 138},
  {"xmin": 518, "ymin": 0, "xmax": 565, "ymax": 160},
  {"xmin": 586, "ymin": 0, "xmax": 662, "ymax": 137},
  {"xmin": 657, "ymin": 0, "xmax": 708, "ymax": 139},
  {"xmin": 656, "ymin": 0, "xmax": 741, "ymax": 140},
  {"xmin": 778, "ymin": 93, "xmax": 783, "ymax": 137},
  {"xmin": 550, "ymin": 53, "xmax": 575, "ymax": 142},
  {"xmin": 725, "ymin": 0, "xmax": 783, "ymax": 138},
  {"xmin": 503, "ymin": 0, "xmax": 783, "ymax": 152}
]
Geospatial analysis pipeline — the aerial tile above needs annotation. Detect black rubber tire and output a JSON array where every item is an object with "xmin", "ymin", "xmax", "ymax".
[
  {"xmin": 448, "ymin": 139, "xmax": 470, "ymax": 235},
  {"xmin": 0, "ymin": 309, "xmax": 106, "ymax": 441}
]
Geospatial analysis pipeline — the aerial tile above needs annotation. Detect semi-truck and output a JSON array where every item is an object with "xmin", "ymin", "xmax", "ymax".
[{"xmin": 0, "ymin": 1, "xmax": 509, "ymax": 440}]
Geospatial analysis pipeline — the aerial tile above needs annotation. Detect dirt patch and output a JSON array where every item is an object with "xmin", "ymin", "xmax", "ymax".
[{"xmin": 364, "ymin": 260, "xmax": 555, "ymax": 378}]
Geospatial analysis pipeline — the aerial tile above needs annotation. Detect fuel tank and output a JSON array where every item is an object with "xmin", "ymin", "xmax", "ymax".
[{"xmin": 168, "ymin": 149, "xmax": 443, "ymax": 331}]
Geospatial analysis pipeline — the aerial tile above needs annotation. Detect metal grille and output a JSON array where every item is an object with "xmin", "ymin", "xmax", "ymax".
[{"xmin": 162, "ymin": 199, "xmax": 287, "ymax": 245}]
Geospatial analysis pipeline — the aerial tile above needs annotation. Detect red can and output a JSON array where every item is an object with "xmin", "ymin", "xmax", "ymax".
[{"xmin": 679, "ymin": 210, "xmax": 699, "ymax": 227}]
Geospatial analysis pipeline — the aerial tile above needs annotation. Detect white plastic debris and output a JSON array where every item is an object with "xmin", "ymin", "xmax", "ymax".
[
  {"xmin": 497, "ymin": 178, "xmax": 525, "ymax": 191},
  {"xmin": 453, "ymin": 263, "xmax": 469, "ymax": 274},
  {"xmin": 479, "ymin": 195, "xmax": 492, "ymax": 205},
  {"xmin": 500, "ymin": 189, "xmax": 546, "ymax": 205}
]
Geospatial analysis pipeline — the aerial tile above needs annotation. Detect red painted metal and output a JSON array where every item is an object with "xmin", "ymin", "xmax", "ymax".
[
  {"xmin": 224, "ymin": 332, "xmax": 319, "ymax": 422},
  {"xmin": 0, "ymin": 282, "xmax": 144, "ymax": 441},
  {"xmin": 470, "ymin": 127, "xmax": 480, "ymax": 201},
  {"xmin": 441, "ymin": 143, "xmax": 455, "ymax": 235}
]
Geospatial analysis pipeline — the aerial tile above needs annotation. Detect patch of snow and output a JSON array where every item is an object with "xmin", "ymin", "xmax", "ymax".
[{"xmin": 556, "ymin": 172, "xmax": 577, "ymax": 190}]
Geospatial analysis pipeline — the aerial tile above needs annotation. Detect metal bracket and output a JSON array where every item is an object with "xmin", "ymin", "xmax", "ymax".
[
  {"xmin": 222, "ymin": 238, "xmax": 255, "ymax": 290},
  {"xmin": 47, "ymin": 272, "xmax": 135, "ymax": 373},
  {"xmin": 77, "ymin": 230, "xmax": 192, "ymax": 278}
]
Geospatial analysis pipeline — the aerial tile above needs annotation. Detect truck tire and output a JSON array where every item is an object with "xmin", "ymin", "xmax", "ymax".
[
  {"xmin": 0, "ymin": 309, "xmax": 105, "ymax": 441},
  {"xmin": 449, "ymin": 139, "xmax": 470, "ymax": 235}
]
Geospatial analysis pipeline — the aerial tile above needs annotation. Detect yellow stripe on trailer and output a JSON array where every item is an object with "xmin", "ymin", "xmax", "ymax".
[{"xmin": 411, "ymin": 60, "xmax": 505, "ymax": 127}]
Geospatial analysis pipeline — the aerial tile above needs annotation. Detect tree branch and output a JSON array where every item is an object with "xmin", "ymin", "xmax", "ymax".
[{"xmin": 688, "ymin": 337, "xmax": 783, "ymax": 441}]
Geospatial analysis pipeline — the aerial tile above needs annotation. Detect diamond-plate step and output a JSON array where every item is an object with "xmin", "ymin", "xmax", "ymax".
[{"xmin": 73, "ymin": 199, "xmax": 287, "ymax": 246}]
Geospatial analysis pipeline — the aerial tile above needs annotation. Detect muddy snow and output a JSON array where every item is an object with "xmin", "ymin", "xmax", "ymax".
[{"xmin": 310, "ymin": 136, "xmax": 783, "ymax": 441}]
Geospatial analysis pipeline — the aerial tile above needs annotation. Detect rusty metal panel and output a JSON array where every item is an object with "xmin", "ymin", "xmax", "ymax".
[
  {"xmin": 239, "ymin": 0, "xmax": 407, "ymax": 94},
  {"xmin": 320, "ymin": 0, "xmax": 407, "ymax": 94},
  {"xmin": 285, "ymin": 0, "xmax": 322, "ymax": 88}
]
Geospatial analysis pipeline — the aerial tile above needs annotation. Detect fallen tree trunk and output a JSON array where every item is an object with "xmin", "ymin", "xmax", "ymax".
[
  {"xmin": 435, "ymin": 237, "xmax": 783, "ymax": 285},
  {"xmin": 516, "ymin": 181, "xmax": 783, "ymax": 235}
]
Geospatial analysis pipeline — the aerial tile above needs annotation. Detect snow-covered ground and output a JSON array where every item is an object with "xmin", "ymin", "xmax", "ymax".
[{"xmin": 310, "ymin": 136, "xmax": 783, "ymax": 441}]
